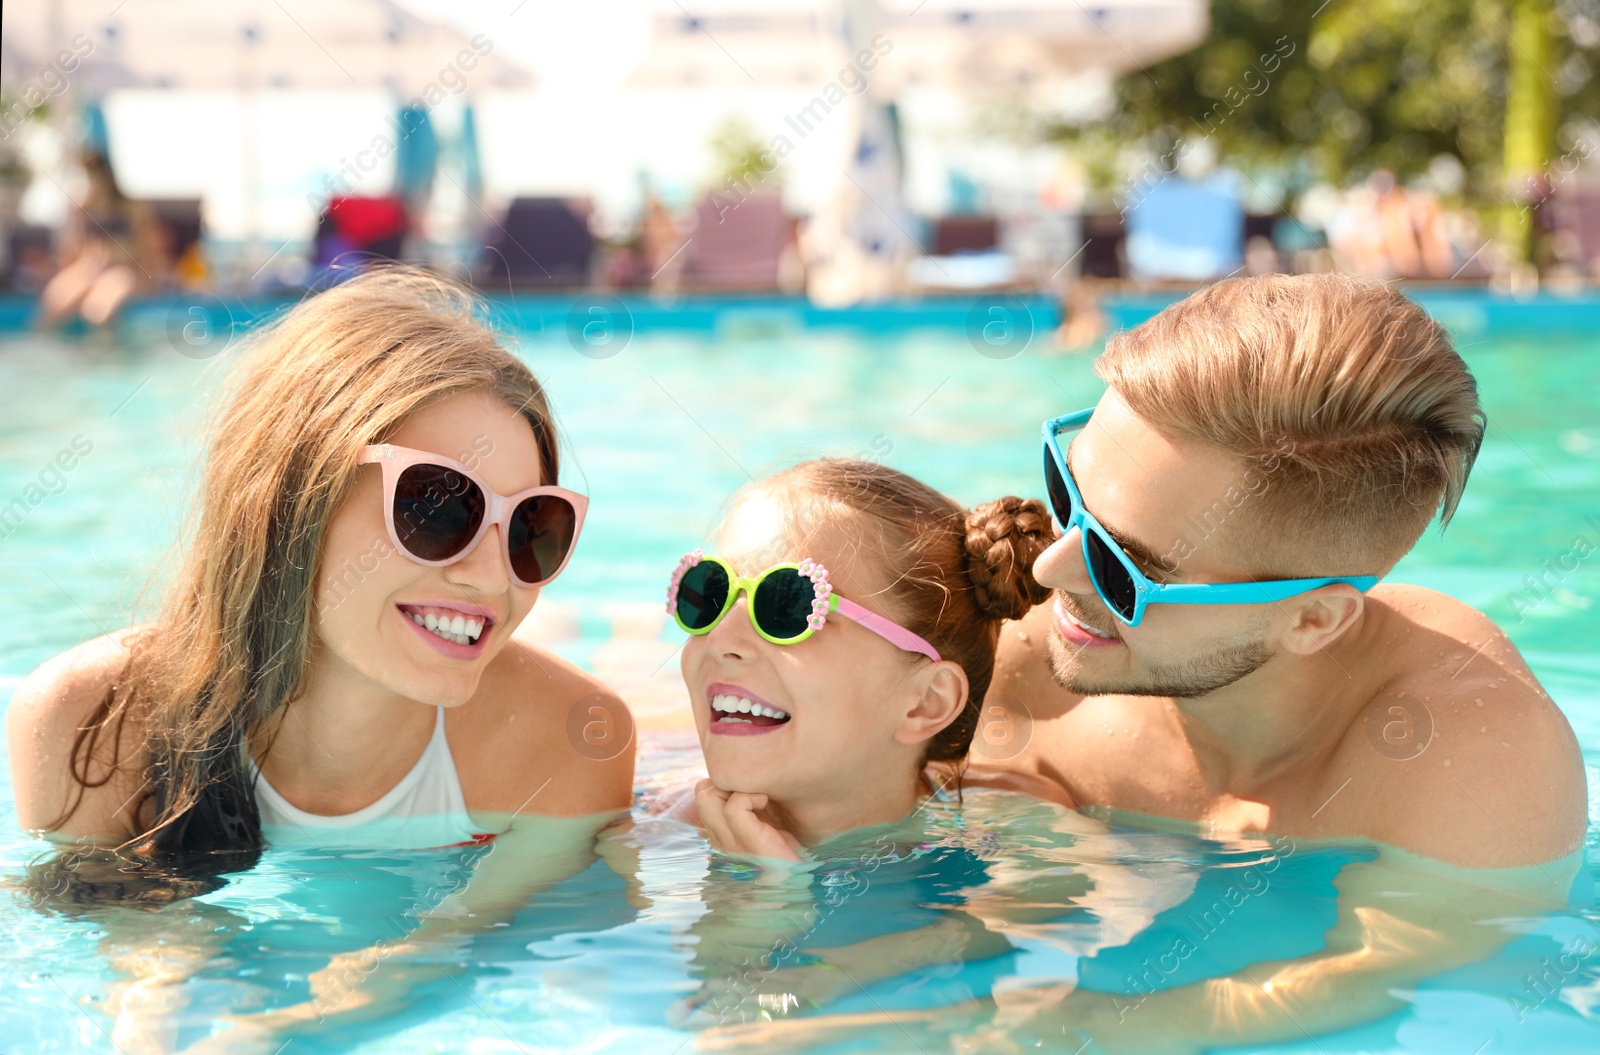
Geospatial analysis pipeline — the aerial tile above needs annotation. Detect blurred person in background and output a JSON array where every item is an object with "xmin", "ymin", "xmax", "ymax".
[{"xmin": 36, "ymin": 151, "xmax": 157, "ymax": 328}]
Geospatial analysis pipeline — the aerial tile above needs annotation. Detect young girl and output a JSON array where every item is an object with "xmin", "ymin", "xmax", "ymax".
[
  {"xmin": 664, "ymin": 457, "xmax": 1055, "ymax": 855},
  {"xmin": 649, "ymin": 458, "xmax": 1070, "ymax": 1023}
]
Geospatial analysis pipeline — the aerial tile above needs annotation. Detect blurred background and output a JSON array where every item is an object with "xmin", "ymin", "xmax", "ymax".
[{"xmin": 2, "ymin": 0, "xmax": 1596, "ymax": 337}]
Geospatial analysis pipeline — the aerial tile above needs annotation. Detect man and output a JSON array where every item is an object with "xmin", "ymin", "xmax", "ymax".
[
  {"xmin": 904, "ymin": 272, "xmax": 1594, "ymax": 1051},
  {"xmin": 986, "ymin": 272, "xmax": 1586, "ymax": 869},
  {"xmin": 701, "ymin": 274, "xmax": 1589, "ymax": 1053}
]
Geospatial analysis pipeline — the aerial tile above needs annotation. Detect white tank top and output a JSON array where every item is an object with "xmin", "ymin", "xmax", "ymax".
[{"xmin": 251, "ymin": 706, "xmax": 491, "ymax": 850}]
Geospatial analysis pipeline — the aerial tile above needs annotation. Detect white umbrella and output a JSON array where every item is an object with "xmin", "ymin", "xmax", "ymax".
[
  {"xmin": 625, "ymin": 0, "xmax": 1208, "ymax": 302},
  {"xmin": 625, "ymin": 0, "xmax": 843, "ymax": 90},
  {"xmin": 0, "ymin": 0, "xmax": 534, "ymax": 95},
  {"xmin": 626, "ymin": 0, "xmax": 1207, "ymax": 95},
  {"xmin": 1, "ymin": 0, "xmax": 534, "ymax": 268},
  {"xmin": 879, "ymin": 0, "xmax": 1208, "ymax": 94}
]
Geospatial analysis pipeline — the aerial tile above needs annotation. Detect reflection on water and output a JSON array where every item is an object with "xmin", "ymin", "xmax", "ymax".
[{"xmin": 6, "ymin": 758, "xmax": 1594, "ymax": 1055}]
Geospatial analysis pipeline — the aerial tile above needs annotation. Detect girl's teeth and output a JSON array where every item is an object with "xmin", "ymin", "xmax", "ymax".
[{"xmin": 710, "ymin": 694, "xmax": 790, "ymax": 721}]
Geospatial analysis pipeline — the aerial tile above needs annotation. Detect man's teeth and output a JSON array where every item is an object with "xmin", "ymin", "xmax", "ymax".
[
  {"xmin": 1066, "ymin": 609, "xmax": 1114, "ymax": 639},
  {"xmin": 410, "ymin": 611, "xmax": 485, "ymax": 646},
  {"xmin": 710, "ymin": 693, "xmax": 789, "ymax": 722}
]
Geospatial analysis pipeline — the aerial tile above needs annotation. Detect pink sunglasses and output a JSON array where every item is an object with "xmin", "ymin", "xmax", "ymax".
[{"xmin": 357, "ymin": 443, "xmax": 588, "ymax": 588}]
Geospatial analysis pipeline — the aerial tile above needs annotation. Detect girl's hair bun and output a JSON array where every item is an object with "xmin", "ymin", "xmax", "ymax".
[{"xmin": 964, "ymin": 496, "xmax": 1056, "ymax": 621}]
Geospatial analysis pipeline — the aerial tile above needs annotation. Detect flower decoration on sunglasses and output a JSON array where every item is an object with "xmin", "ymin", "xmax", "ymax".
[
  {"xmin": 666, "ymin": 548, "xmax": 705, "ymax": 615},
  {"xmin": 795, "ymin": 558, "xmax": 831, "ymax": 631}
]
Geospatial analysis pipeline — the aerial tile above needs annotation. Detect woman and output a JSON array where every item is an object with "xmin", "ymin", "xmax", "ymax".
[{"xmin": 8, "ymin": 268, "xmax": 633, "ymax": 864}]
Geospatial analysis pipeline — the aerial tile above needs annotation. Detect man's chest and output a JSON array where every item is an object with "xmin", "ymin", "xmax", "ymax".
[
  {"xmin": 1012, "ymin": 709, "xmax": 1201, "ymax": 813},
  {"xmin": 1011, "ymin": 712, "xmax": 1347, "ymax": 837}
]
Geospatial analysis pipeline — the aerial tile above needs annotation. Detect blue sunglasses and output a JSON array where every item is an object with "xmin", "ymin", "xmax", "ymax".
[{"xmin": 1042, "ymin": 407, "xmax": 1379, "ymax": 627}]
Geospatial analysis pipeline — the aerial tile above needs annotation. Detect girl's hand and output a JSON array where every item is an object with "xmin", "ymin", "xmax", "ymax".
[{"xmin": 694, "ymin": 779, "xmax": 805, "ymax": 865}]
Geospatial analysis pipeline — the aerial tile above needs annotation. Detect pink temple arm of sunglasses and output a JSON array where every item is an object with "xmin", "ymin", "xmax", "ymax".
[{"xmin": 833, "ymin": 597, "xmax": 942, "ymax": 662}]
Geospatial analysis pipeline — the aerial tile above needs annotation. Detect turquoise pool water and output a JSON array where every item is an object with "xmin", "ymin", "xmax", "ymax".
[{"xmin": 1, "ymin": 299, "xmax": 1597, "ymax": 1053}]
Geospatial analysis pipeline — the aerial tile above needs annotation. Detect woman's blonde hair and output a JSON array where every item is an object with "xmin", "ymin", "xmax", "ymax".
[
  {"xmin": 60, "ymin": 267, "xmax": 560, "ymax": 856},
  {"xmin": 1096, "ymin": 273, "xmax": 1484, "ymax": 575}
]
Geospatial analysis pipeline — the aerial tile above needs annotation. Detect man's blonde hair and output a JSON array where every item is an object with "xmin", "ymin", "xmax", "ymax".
[{"xmin": 1096, "ymin": 273, "xmax": 1484, "ymax": 575}]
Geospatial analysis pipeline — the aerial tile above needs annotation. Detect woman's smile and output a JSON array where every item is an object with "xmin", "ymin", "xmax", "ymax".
[{"xmin": 396, "ymin": 602, "xmax": 495, "ymax": 660}]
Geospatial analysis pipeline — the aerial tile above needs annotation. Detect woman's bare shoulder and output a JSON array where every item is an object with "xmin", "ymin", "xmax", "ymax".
[
  {"xmin": 7, "ymin": 626, "xmax": 150, "ymax": 837},
  {"xmin": 460, "ymin": 638, "xmax": 636, "ymax": 816},
  {"xmin": 489, "ymin": 638, "xmax": 630, "ymax": 726},
  {"xmin": 9, "ymin": 628, "xmax": 142, "ymax": 740}
]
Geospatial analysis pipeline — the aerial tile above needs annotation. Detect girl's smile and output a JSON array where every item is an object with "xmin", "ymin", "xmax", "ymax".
[{"xmin": 705, "ymin": 680, "xmax": 792, "ymax": 736}]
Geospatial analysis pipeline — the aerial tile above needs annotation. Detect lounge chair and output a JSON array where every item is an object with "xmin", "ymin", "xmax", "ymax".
[
  {"xmin": 680, "ymin": 191, "xmax": 790, "ymax": 291},
  {"xmin": 1553, "ymin": 187, "xmax": 1600, "ymax": 279},
  {"xmin": 476, "ymin": 197, "xmax": 594, "ymax": 289},
  {"xmin": 1125, "ymin": 175, "xmax": 1244, "ymax": 281},
  {"xmin": 312, "ymin": 195, "xmax": 409, "ymax": 280}
]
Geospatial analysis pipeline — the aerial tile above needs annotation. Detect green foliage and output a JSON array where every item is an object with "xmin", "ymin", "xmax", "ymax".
[
  {"xmin": 1045, "ymin": 0, "xmax": 1598, "ymax": 211},
  {"xmin": 0, "ymin": 90, "xmax": 37, "ymax": 185},
  {"xmin": 707, "ymin": 115, "xmax": 782, "ymax": 193}
]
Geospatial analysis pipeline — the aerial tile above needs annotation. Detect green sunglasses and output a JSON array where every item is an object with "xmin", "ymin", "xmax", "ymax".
[{"xmin": 666, "ymin": 551, "xmax": 942, "ymax": 661}]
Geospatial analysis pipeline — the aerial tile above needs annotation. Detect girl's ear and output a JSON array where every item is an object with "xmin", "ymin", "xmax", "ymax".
[{"xmin": 893, "ymin": 661, "xmax": 969, "ymax": 747}]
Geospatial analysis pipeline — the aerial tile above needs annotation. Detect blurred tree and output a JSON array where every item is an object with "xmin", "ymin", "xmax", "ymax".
[
  {"xmin": 0, "ymin": 90, "xmax": 43, "ymax": 187},
  {"xmin": 707, "ymin": 115, "xmax": 784, "ymax": 198},
  {"xmin": 1501, "ymin": 0, "xmax": 1560, "ymax": 260},
  {"xmin": 0, "ymin": 91, "xmax": 40, "ymax": 281},
  {"xmin": 1039, "ymin": 0, "xmax": 1598, "ymax": 259}
]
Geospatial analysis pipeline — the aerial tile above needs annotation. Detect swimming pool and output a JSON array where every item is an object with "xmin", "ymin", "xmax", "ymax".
[{"xmin": 1, "ymin": 294, "xmax": 1597, "ymax": 1053}]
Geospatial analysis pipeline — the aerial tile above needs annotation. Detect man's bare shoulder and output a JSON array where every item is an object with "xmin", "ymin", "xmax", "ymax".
[
  {"xmin": 1371, "ymin": 583, "xmax": 1539, "ymax": 680},
  {"xmin": 1368, "ymin": 584, "xmax": 1556, "ymax": 713},
  {"xmin": 1331, "ymin": 585, "xmax": 1586, "ymax": 867}
]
